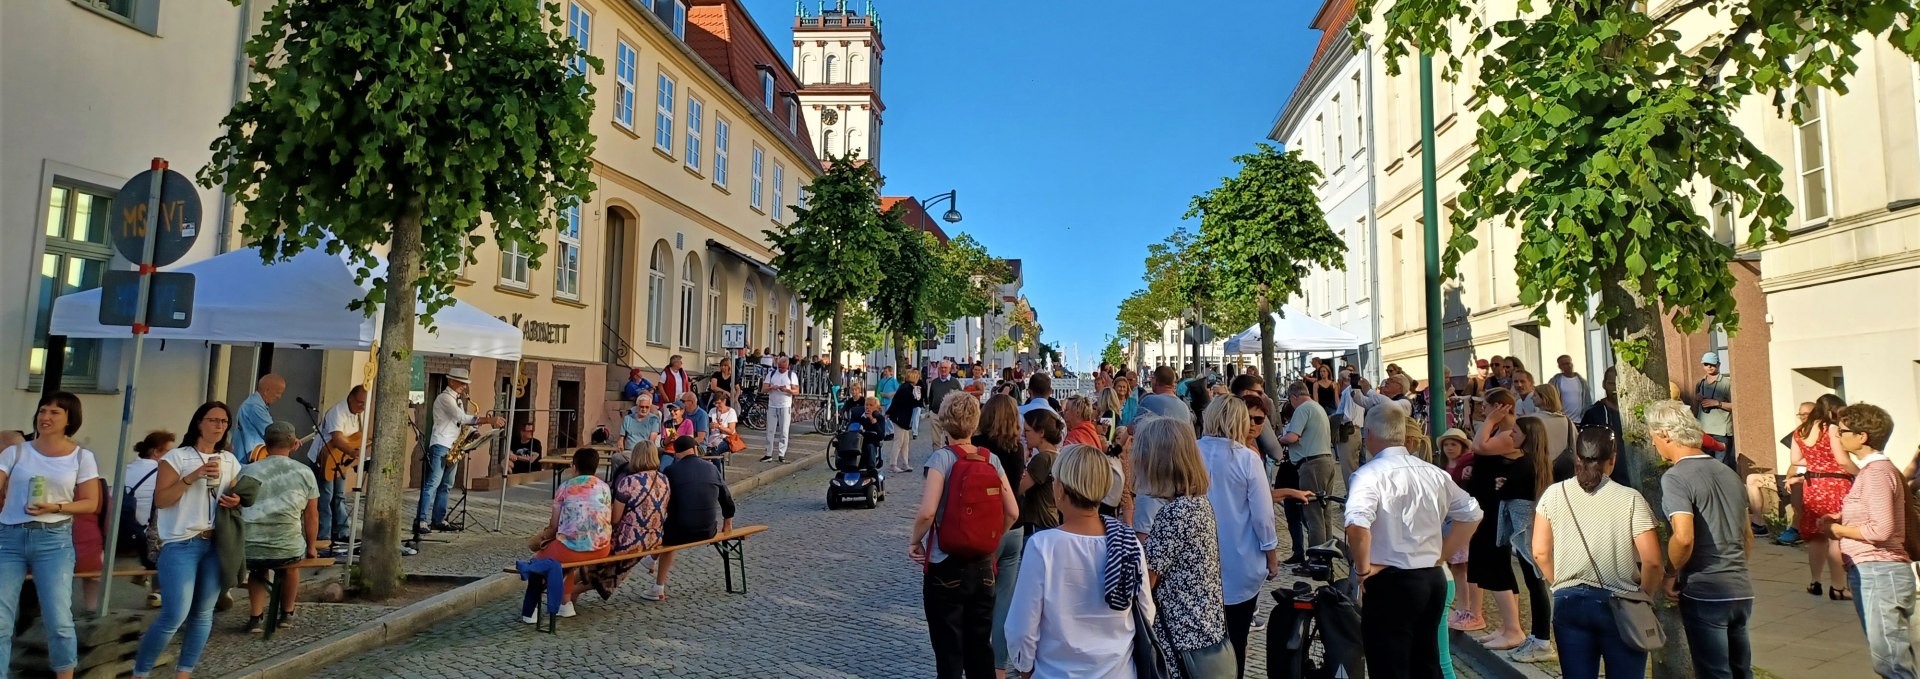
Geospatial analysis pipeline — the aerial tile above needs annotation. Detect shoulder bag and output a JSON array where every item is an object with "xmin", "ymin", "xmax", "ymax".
[{"xmin": 1561, "ymin": 484, "xmax": 1665, "ymax": 652}]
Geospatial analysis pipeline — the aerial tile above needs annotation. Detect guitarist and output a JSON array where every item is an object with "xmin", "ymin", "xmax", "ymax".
[
  {"xmin": 307, "ymin": 385, "xmax": 366, "ymax": 556},
  {"xmin": 418, "ymin": 368, "xmax": 505, "ymax": 533}
]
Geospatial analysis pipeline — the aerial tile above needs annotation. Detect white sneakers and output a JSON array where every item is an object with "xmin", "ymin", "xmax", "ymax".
[
  {"xmin": 1507, "ymin": 636, "xmax": 1556, "ymax": 663},
  {"xmin": 639, "ymin": 584, "xmax": 667, "ymax": 601},
  {"xmin": 556, "ymin": 602, "xmax": 577, "ymax": 618},
  {"xmin": 521, "ymin": 614, "xmax": 538, "ymax": 624}
]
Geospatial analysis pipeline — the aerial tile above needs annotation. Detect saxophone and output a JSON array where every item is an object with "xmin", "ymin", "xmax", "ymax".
[{"xmin": 446, "ymin": 392, "xmax": 479, "ymax": 464}]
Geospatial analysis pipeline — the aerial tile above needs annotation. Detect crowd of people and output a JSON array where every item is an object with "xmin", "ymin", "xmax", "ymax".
[{"xmin": 896, "ymin": 356, "xmax": 1914, "ymax": 679}]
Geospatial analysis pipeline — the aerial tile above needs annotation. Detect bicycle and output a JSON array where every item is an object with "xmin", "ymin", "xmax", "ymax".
[{"xmin": 1265, "ymin": 495, "xmax": 1365, "ymax": 679}]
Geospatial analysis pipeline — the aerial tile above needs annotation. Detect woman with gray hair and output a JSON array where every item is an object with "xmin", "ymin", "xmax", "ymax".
[{"xmin": 1197, "ymin": 397, "xmax": 1280, "ymax": 673}]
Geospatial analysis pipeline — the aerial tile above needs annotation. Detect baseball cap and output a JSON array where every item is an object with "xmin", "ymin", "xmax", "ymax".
[{"xmin": 1701, "ymin": 352, "xmax": 1720, "ymax": 366}]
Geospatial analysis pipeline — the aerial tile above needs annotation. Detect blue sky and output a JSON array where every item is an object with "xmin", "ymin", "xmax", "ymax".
[{"xmin": 744, "ymin": 0, "xmax": 1320, "ymax": 369}]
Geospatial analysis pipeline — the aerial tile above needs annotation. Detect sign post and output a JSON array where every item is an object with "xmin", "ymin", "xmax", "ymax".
[{"xmin": 97, "ymin": 159, "xmax": 201, "ymax": 617}]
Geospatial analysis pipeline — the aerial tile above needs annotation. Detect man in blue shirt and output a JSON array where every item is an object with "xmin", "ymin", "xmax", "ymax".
[{"xmin": 234, "ymin": 374, "xmax": 285, "ymax": 463}]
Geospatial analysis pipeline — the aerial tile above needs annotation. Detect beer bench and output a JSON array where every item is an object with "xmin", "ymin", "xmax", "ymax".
[{"xmin": 503, "ymin": 524, "xmax": 768, "ymax": 633}]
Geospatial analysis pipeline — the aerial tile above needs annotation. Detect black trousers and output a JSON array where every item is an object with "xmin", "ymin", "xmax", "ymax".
[
  {"xmin": 1361, "ymin": 566, "xmax": 1449, "ymax": 679},
  {"xmin": 1224, "ymin": 596, "xmax": 1258, "ymax": 678},
  {"xmin": 923, "ymin": 557, "xmax": 996, "ymax": 679}
]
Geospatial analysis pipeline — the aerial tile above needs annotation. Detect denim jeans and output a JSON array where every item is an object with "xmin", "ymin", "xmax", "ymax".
[
  {"xmin": 1552, "ymin": 585, "xmax": 1647, "ymax": 679},
  {"xmin": 765, "ymin": 406, "xmax": 791, "ymax": 459},
  {"xmin": 415, "ymin": 444, "xmax": 455, "ymax": 526},
  {"xmin": 135, "ymin": 535, "xmax": 223, "ymax": 676},
  {"xmin": 1177, "ymin": 638, "xmax": 1237, "ymax": 678},
  {"xmin": 0, "ymin": 522, "xmax": 78, "ymax": 673},
  {"xmin": 989, "ymin": 529, "xmax": 1024, "ymax": 669},
  {"xmin": 1678, "ymin": 596, "xmax": 1753, "ymax": 679},
  {"xmin": 1849, "ymin": 562, "xmax": 1919, "ymax": 679},
  {"xmin": 315, "ymin": 468, "xmax": 349, "ymax": 543},
  {"xmin": 924, "ymin": 556, "xmax": 996, "ymax": 678}
]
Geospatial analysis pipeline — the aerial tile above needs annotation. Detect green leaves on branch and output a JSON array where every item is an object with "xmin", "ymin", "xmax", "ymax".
[
  {"xmin": 767, "ymin": 153, "xmax": 893, "ymax": 318},
  {"xmin": 1099, "ymin": 335, "xmax": 1126, "ymax": 368},
  {"xmin": 1186, "ymin": 143, "xmax": 1346, "ymax": 329},
  {"xmin": 201, "ymin": 0, "xmax": 600, "ymax": 320},
  {"xmin": 930, "ymin": 233, "xmax": 1010, "ymax": 324},
  {"xmin": 869, "ymin": 211, "xmax": 940, "ymax": 340}
]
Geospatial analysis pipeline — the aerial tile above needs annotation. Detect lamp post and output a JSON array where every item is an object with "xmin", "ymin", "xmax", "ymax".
[
  {"xmin": 1419, "ymin": 52, "xmax": 1445, "ymax": 441},
  {"xmin": 917, "ymin": 190, "xmax": 964, "ymax": 224}
]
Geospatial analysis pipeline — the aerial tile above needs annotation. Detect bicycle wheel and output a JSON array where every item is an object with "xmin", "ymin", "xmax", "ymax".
[
  {"xmin": 744, "ymin": 403, "xmax": 767, "ymax": 430},
  {"xmin": 814, "ymin": 404, "xmax": 840, "ymax": 435},
  {"xmin": 1266, "ymin": 607, "xmax": 1333, "ymax": 679}
]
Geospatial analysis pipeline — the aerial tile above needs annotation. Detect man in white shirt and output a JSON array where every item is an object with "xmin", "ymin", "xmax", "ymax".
[
  {"xmin": 759, "ymin": 356, "xmax": 799, "ymax": 463},
  {"xmin": 416, "ymin": 368, "xmax": 503, "ymax": 533},
  {"xmin": 1345, "ymin": 405, "xmax": 1483, "ymax": 679},
  {"xmin": 1548, "ymin": 355, "xmax": 1589, "ymax": 418},
  {"xmin": 307, "ymin": 385, "xmax": 366, "ymax": 551}
]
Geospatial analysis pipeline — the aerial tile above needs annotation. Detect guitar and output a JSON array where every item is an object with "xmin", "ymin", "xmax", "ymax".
[{"xmin": 321, "ymin": 431, "xmax": 363, "ymax": 481}]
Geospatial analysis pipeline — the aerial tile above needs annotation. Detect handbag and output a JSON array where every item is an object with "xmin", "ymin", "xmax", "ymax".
[
  {"xmin": 1561, "ymin": 485, "xmax": 1666, "ymax": 651},
  {"xmin": 1129, "ymin": 594, "xmax": 1171, "ymax": 679}
]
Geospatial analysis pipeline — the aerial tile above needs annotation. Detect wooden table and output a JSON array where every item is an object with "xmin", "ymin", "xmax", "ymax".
[{"xmin": 537, "ymin": 456, "xmax": 575, "ymax": 497}]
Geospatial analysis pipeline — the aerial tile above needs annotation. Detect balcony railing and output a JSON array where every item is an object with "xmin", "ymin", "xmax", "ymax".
[{"xmin": 797, "ymin": 15, "xmax": 870, "ymax": 28}]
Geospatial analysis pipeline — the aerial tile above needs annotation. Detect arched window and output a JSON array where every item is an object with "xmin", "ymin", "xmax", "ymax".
[
  {"xmin": 646, "ymin": 242, "xmax": 670, "ymax": 345},
  {"xmin": 825, "ymin": 55, "xmax": 838, "ymax": 84},
  {"xmin": 788, "ymin": 298, "xmax": 799, "ymax": 355},
  {"xmin": 822, "ymin": 130, "xmax": 835, "ymax": 157},
  {"xmin": 679, "ymin": 254, "xmax": 700, "ymax": 349},
  {"xmin": 847, "ymin": 128, "xmax": 861, "ymax": 159},
  {"xmin": 708, "ymin": 266, "xmax": 724, "ymax": 353},
  {"xmin": 743, "ymin": 281, "xmax": 758, "ymax": 351}
]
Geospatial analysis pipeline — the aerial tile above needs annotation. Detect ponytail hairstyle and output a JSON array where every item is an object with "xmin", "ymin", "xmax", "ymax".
[
  {"xmin": 134, "ymin": 431, "xmax": 177, "ymax": 459},
  {"xmin": 1795, "ymin": 393, "xmax": 1846, "ymax": 443},
  {"xmin": 1573, "ymin": 427, "xmax": 1617, "ymax": 493},
  {"xmin": 1515, "ymin": 416, "xmax": 1552, "ymax": 499}
]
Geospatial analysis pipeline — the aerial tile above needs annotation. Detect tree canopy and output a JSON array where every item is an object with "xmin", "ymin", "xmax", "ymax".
[
  {"xmin": 767, "ymin": 155, "xmax": 892, "ymax": 324},
  {"xmin": 199, "ymin": 0, "xmax": 598, "ymax": 597}
]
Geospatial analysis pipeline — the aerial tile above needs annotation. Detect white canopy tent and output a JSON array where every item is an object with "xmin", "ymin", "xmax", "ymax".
[
  {"xmin": 1222, "ymin": 305, "xmax": 1362, "ymax": 355},
  {"xmin": 51, "ymin": 246, "xmax": 523, "ymax": 360}
]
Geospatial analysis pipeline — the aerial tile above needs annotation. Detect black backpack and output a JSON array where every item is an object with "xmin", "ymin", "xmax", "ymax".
[{"xmin": 121, "ymin": 468, "xmax": 159, "ymax": 568}]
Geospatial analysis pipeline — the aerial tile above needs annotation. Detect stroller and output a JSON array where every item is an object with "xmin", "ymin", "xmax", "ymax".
[{"xmin": 826, "ymin": 413, "xmax": 887, "ymax": 510}]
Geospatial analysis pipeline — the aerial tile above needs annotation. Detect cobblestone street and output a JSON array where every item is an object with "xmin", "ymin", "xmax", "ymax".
[{"xmin": 308, "ymin": 434, "xmax": 1489, "ymax": 678}]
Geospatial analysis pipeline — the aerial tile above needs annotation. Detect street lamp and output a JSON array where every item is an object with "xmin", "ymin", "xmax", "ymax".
[{"xmin": 919, "ymin": 190, "xmax": 964, "ymax": 224}]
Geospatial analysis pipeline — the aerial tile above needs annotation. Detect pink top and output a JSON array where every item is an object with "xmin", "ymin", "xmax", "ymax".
[{"xmin": 1839, "ymin": 456, "xmax": 1909, "ymax": 565}]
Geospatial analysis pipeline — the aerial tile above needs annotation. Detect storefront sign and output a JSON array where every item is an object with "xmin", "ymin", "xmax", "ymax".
[{"xmin": 496, "ymin": 313, "xmax": 572, "ymax": 345}]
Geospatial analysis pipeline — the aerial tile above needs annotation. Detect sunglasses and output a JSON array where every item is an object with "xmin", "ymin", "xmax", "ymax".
[{"xmin": 1251, "ymin": 415, "xmax": 1267, "ymax": 425}]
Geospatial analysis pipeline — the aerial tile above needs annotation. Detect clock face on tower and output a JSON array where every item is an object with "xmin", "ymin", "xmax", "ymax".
[{"xmin": 821, "ymin": 109, "xmax": 839, "ymax": 125}]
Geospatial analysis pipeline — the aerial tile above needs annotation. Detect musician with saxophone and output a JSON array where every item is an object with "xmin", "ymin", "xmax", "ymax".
[
  {"xmin": 417, "ymin": 369, "xmax": 504, "ymax": 534},
  {"xmin": 306, "ymin": 386, "xmax": 365, "ymax": 556}
]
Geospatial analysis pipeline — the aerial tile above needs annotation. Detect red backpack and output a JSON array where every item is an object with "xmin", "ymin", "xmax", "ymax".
[{"xmin": 935, "ymin": 444, "xmax": 1006, "ymax": 560}]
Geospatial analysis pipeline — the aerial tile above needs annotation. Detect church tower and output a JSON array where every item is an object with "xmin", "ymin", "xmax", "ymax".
[{"xmin": 793, "ymin": 1, "xmax": 884, "ymax": 172}]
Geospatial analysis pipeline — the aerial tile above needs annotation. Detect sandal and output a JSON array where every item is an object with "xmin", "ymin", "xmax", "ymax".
[
  {"xmin": 1807, "ymin": 582, "xmax": 1824, "ymax": 596},
  {"xmin": 1830, "ymin": 587, "xmax": 1853, "ymax": 601}
]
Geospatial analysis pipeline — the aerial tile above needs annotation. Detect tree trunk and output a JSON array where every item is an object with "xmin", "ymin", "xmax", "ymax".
[
  {"xmin": 1603, "ymin": 264, "xmax": 1689, "ymax": 677},
  {"xmin": 1258, "ymin": 288, "xmax": 1278, "ymax": 397},
  {"xmin": 891, "ymin": 330, "xmax": 909, "ymax": 375},
  {"xmin": 978, "ymin": 314, "xmax": 989, "ymax": 368},
  {"xmin": 362, "ymin": 194, "xmax": 424, "ymax": 600},
  {"xmin": 831, "ymin": 301, "xmax": 846, "ymax": 390}
]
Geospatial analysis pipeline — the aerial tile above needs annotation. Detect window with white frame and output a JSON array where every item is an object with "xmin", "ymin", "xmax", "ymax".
[
  {"xmin": 708, "ymin": 268, "xmax": 723, "ymax": 352},
  {"xmin": 679, "ymin": 255, "xmax": 698, "ymax": 349},
  {"xmin": 1313, "ymin": 115, "xmax": 1326, "ymax": 170},
  {"xmin": 751, "ymin": 145, "xmax": 765, "ymax": 210},
  {"xmin": 613, "ymin": 41, "xmax": 636, "ymax": 129},
  {"xmin": 825, "ymin": 55, "xmax": 839, "ymax": 84},
  {"xmin": 714, "ymin": 119, "xmax": 731, "ymax": 187},
  {"xmin": 787, "ymin": 102, "xmax": 798, "ymax": 134},
  {"xmin": 567, "ymin": 2, "xmax": 591, "ymax": 76},
  {"xmin": 655, "ymin": 73, "xmax": 676, "ymax": 154},
  {"xmin": 686, "ymin": 97, "xmax": 704, "ymax": 172},
  {"xmin": 1351, "ymin": 74, "xmax": 1364, "ymax": 157},
  {"xmin": 1793, "ymin": 89, "xmax": 1832, "ymax": 223},
  {"xmin": 772, "ymin": 163, "xmax": 785, "ymax": 221},
  {"xmin": 823, "ymin": 130, "xmax": 835, "ymax": 156},
  {"xmin": 787, "ymin": 299, "xmax": 799, "ymax": 354},
  {"xmin": 1336, "ymin": 228, "xmax": 1348, "ymax": 307},
  {"xmin": 31, "ymin": 182, "xmax": 112, "ymax": 387},
  {"xmin": 1353, "ymin": 215, "xmax": 1369, "ymax": 302},
  {"xmin": 555, "ymin": 204, "xmax": 582, "ymax": 299},
  {"xmin": 743, "ymin": 282, "xmax": 758, "ymax": 350},
  {"xmin": 500, "ymin": 239, "xmax": 531, "ymax": 289},
  {"xmin": 647, "ymin": 245, "xmax": 668, "ymax": 344},
  {"xmin": 767, "ymin": 308, "xmax": 777, "ymax": 350},
  {"xmin": 760, "ymin": 71, "xmax": 775, "ymax": 111},
  {"xmin": 1331, "ymin": 95, "xmax": 1345, "ymax": 164},
  {"xmin": 655, "ymin": 0, "xmax": 687, "ymax": 39}
]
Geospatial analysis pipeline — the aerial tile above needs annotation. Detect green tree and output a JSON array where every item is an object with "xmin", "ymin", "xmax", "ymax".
[
  {"xmin": 1186, "ymin": 144, "xmax": 1345, "ymax": 393},
  {"xmin": 869, "ymin": 208, "xmax": 940, "ymax": 369},
  {"xmin": 837, "ymin": 306, "xmax": 885, "ymax": 355},
  {"xmin": 200, "ymin": 0, "xmax": 597, "ymax": 597},
  {"xmin": 927, "ymin": 233, "xmax": 1009, "ymax": 363},
  {"xmin": 1099, "ymin": 335, "xmax": 1127, "ymax": 369},
  {"xmin": 1115, "ymin": 290, "xmax": 1164, "ymax": 369},
  {"xmin": 767, "ymin": 153, "xmax": 893, "ymax": 388},
  {"xmin": 1142, "ymin": 227, "xmax": 1240, "ymax": 372},
  {"xmin": 1357, "ymin": 1, "xmax": 1920, "ymax": 673}
]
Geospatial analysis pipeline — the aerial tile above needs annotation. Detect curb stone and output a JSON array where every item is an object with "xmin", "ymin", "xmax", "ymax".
[
  {"xmin": 218, "ymin": 449, "xmax": 828, "ymax": 679},
  {"xmin": 1450, "ymin": 630, "xmax": 1559, "ymax": 679}
]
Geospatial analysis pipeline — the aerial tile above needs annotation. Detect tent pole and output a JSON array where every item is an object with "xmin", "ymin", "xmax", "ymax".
[
  {"xmin": 342, "ymin": 348, "xmax": 378, "ymax": 576},
  {"xmin": 497, "ymin": 359, "xmax": 522, "ymax": 531}
]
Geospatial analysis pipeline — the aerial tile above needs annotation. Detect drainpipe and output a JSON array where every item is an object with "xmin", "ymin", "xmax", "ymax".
[
  {"xmin": 207, "ymin": 0, "xmax": 257, "ymax": 404},
  {"xmin": 1361, "ymin": 36, "xmax": 1385, "ymax": 381}
]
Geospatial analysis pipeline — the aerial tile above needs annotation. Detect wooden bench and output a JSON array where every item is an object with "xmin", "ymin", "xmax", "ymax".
[
  {"xmin": 25, "ymin": 568, "xmax": 156, "ymax": 581},
  {"xmin": 503, "ymin": 525, "xmax": 769, "ymax": 633}
]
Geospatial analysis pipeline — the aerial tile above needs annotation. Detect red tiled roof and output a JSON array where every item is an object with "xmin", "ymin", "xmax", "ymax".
[
  {"xmin": 881, "ymin": 197, "xmax": 949, "ymax": 244},
  {"xmin": 685, "ymin": 0, "xmax": 818, "ymax": 163}
]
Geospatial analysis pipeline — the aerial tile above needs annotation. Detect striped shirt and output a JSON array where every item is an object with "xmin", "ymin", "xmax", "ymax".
[
  {"xmin": 1840, "ymin": 455, "xmax": 1910, "ymax": 564},
  {"xmin": 1535, "ymin": 479, "xmax": 1656, "ymax": 592}
]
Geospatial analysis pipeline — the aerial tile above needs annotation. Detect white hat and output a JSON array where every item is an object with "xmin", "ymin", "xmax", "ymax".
[{"xmin": 446, "ymin": 368, "xmax": 472, "ymax": 384}]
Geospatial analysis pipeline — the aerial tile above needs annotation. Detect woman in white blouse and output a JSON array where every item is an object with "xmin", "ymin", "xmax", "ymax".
[
  {"xmin": 134, "ymin": 402, "xmax": 244, "ymax": 679},
  {"xmin": 1004, "ymin": 444, "xmax": 1154, "ymax": 679},
  {"xmin": 0, "ymin": 392, "xmax": 102, "ymax": 679}
]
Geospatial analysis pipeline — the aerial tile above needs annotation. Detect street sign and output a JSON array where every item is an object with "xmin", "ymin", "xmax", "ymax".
[
  {"xmin": 720, "ymin": 323, "xmax": 748, "ymax": 350},
  {"xmin": 1185, "ymin": 323, "xmax": 1216, "ymax": 345},
  {"xmin": 922, "ymin": 322, "xmax": 938, "ymax": 338},
  {"xmin": 108, "ymin": 168, "xmax": 201, "ymax": 267},
  {"xmin": 98, "ymin": 271, "xmax": 195, "ymax": 328},
  {"xmin": 919, "ymin": 340, "xmax": 939, "ymax": 351}
]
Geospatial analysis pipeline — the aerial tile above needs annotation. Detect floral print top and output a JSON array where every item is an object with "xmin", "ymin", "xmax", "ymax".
[
  {"xmin": 1147, "ymin": 495, "xmax": 1227, "ymax": 654},
  {"xmin": 553, "ymin": 475, "xmax": 611, "ymax": 552}
]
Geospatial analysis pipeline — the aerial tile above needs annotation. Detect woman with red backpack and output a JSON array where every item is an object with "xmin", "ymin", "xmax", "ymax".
[{"xmin": 910, "ymin": 392, "xmax": 1020, "ymax": 678}]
